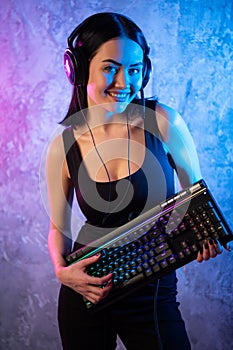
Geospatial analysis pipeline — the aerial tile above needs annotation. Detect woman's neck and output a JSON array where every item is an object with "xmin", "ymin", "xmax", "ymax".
[{"xmin": 84, "ymin": 105, "xmax": 128, "ymax": 131}]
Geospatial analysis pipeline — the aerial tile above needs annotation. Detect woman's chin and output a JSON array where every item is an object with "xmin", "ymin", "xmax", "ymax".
[{"xmin": 102, "ymin": 99, "xmax": 136, "ymax": 115}]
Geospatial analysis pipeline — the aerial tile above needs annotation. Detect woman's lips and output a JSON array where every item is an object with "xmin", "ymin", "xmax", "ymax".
[{"xmin": 107, "ymin": 91, "xmax": 130, "ymax": 102}]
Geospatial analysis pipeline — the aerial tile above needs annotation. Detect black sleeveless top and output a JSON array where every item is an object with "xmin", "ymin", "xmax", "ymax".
[{"xmin": 62, "ymin": 100, "xmax": 175, "ymax": 246}]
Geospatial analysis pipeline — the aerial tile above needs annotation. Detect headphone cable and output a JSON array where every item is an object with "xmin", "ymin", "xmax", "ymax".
[{"xmin": 75, "ymin": 87, "xmax": 132, "ymax": 226}]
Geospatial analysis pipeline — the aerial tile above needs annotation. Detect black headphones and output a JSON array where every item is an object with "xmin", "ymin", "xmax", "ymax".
[
  {"xmin": 64, "ymin": 24, "xmax": 88, "ymax": 86},
  {"xmin": 64, "ymin": 25, "xmax": 152, "ymax": 88},
  {"xmin": 142, "ymin": 53, "xmax": 152, "ymax": 89}
]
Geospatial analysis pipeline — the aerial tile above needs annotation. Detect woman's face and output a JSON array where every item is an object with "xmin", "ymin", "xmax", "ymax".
[{"xmin": 87, "ymin": 37, "xmax": 144, "ymax": 115}]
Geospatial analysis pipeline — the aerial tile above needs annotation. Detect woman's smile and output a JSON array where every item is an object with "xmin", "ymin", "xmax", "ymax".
[{"xmin": 106, "ymin": 90, "xmax": 131, "ymax": 102}]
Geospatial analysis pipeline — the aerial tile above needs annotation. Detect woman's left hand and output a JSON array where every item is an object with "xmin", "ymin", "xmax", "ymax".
[{"xmin": 196, "ymin": 239, "xmax": 231, "ymax": 262}]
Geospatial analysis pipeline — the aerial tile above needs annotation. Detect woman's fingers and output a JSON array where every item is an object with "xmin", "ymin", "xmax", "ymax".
[
  {"xmin": 196, "ymin": 239, "xmax": 224, "ymax": 262},
  {"xmin": 86, "ymin": 272, "xmax": 113, "ymax": 287},
  {"xmin": 67, "ymin": 252, "xmax": 113, "ymax": 303},
  {"xmin": 84, "ymin": 278, "xmax": 113, "ymax": 303},
  {"xmin": 212, "ymin": 239, "xmax": 223, "ymax": 255},
  {"xmin": 78, "ymin": 253, "xmax": 102, "ymax": 268},
  {"xmin": 223, "ymin": 242, "xmax": 232, "ymax": 252}
]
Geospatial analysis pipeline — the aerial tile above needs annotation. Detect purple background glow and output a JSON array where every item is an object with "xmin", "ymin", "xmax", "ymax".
[{"xmin": 0, "ymin": 0, "xmax": 232, "ymax": 349}]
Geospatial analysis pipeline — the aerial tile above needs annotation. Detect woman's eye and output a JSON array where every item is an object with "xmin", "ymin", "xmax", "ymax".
[
  {"xmin": 104, "ymin": 66, "xmax": 118, "ymax": 73},
  {"xmin": 128, "ymin": 68, "xmax": 141, "ymax": 76}
]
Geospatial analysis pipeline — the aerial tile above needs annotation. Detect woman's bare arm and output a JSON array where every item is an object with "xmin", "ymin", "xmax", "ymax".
[{"xmin": 46, "ymin": 134, "xmax": 113, "ymax": 303}]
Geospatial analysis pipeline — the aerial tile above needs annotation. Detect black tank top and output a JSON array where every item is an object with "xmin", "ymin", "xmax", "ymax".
[{"xmin": 62, "ymin": 100, "xmax": 175, "ymax": 245}]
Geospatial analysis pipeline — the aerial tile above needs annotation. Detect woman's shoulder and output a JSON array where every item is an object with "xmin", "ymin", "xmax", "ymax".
[
  {"xmin": 156, "ymin": 101, "xmax": 180, "ymax": 124},
  {"xmin": 154, "ymin": 102, "xmax": 184, "ymax": 143},
  {"xmin": 144, "ymin": 98, "xmax": 181, "ymax": 123},
  {"xmin": 46, "ymin": 131, "xmax": 72, "ymax": 180},
  {"xmin": 46, "ymin": 132, "xmax": 66, "ymax": 161}
]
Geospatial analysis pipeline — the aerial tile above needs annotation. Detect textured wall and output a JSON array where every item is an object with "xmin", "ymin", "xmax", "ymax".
[{"xmin": 0, "ymin": 0, "xmax": 232, "ymax": 349}]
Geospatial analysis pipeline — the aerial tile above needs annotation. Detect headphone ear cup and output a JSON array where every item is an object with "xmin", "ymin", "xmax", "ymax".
[
  {"xmin": 64, "ymin": 49, "xmax": 76, "ymax": 85},
  {"xmin": 142, "ymin": 56, "xmax": 152, "ymax": 89},
  {"xmin": 64, "ymin": 47, "xmax": 87, "ymax": 86}
]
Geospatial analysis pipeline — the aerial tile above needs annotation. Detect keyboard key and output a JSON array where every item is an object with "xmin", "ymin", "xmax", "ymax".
[
  {"xmin": 168, "ymin": 255, "xmax": 177, "ymax": 264},
  {"xmin": 151, "ymin": 263, "xmax": 160, "ymax": 272},
  {"xmin": 160, "ymin": 260, "xmax": 169, "ymax": 268},
  {"xmin": 156, "ymin": 249, "xmax": 173, "ymax": 262},
  {"xmin": 155, "ymin": 242, "xmax": 169, "ymax": 254},
  {"xmin": 145, "ymin": 268, "xmax": 153, "ymax": 277}
]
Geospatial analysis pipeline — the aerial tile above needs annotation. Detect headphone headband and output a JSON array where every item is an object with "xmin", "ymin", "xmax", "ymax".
[{"xmin": 64, "ymin": 24, "xmax": 151, "ymax": 88}]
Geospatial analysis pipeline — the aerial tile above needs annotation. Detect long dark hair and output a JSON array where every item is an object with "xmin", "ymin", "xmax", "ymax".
[{"xmin": 61, "ymin": 12, "xmax": 150, "ymax": 126}]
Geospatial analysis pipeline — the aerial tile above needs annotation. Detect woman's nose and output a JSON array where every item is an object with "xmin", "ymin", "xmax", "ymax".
[{"xmin": 114, "ymin": 69, "xmax": 128, "ymax": 89}]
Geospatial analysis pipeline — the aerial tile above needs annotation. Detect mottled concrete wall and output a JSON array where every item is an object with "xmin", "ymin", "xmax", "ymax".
[{"xmin": 0, "ymin": 0, "xmax": 232, "ymax": 349}]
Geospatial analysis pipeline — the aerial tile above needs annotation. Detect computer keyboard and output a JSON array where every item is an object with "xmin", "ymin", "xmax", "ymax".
[{"xmin": 65, "ymin": 180, "xmax": 233, "ymax": 310}]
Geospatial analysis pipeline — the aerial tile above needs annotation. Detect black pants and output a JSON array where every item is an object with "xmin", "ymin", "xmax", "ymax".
[{"xmin": 58, "ymin": 273, "xmax": 191, "ymax": 350}]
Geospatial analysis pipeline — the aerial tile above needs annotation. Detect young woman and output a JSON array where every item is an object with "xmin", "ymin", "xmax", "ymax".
[{"xmin": 46, "ymin": 12, "xmax": 226, "ymax": 350}]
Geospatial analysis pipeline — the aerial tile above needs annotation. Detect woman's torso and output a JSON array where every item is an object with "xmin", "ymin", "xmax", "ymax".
[{"xmin": 63, "ymin": 100, "xmax": 175, "ymax": 235}]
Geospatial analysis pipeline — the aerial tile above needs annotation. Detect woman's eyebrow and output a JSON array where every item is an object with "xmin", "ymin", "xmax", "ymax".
[{"xmin": 102, "ymin": 59, "xmax": 143, "ymax": 67}]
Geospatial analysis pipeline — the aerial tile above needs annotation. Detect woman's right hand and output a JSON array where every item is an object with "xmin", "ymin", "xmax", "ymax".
[{"xmin": 56, "ymin": 253, "xmax": 113, "ymax": 304}]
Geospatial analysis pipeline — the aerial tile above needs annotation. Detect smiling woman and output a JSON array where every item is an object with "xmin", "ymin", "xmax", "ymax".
[
  {"xmin": 87, "ymin": 38, "xmax": 144, "ymax": 113},
  {"xmin": 45, "ymin": 12, "xmax": 228, "ymax": 350}
]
